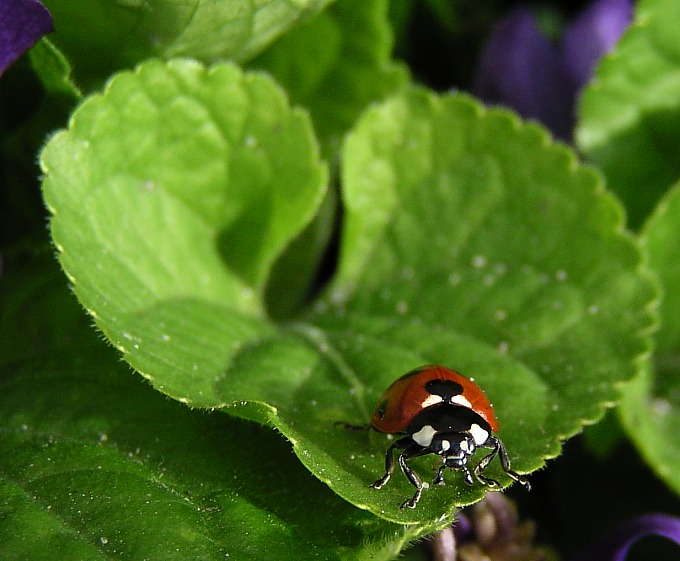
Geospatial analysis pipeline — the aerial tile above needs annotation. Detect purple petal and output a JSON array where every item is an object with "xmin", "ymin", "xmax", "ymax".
[
  {"xmin": 472, "ymin": 8, "xmax": 576, "ymax": 139},
  {"xmin": 453, "ymin": 512, "xmax": 472, "ymax": 542},
  {"xmin": 562, "ymin": 0, "xmax": 634, "ymax": 89},
  {"xmin": 569, "ymin": 514, "xmax": 680, "ymax": 561},
  {"xmin": 0, "ymin": 0, "xmax": 54, "ymax": 75}
]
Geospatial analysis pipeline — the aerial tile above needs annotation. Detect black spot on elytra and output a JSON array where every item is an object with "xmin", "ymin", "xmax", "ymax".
[
  {"xmin": 376, "ymin": 399, "xmax": 388, "ymax": 419},
  {"xmin": 424, "ymin": 379, "xmax": 464, "ymax": 401}
]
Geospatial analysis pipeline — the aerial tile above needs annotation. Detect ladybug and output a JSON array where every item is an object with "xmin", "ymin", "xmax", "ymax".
[{"xmin": 369, "ymin": 365, "xmax": 530, "ymax": 509}]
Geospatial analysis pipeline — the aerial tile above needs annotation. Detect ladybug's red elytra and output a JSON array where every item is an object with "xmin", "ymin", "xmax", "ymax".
[{"xmin": 369, "ymin": 365, "xmax": 530, "ymax": 509}]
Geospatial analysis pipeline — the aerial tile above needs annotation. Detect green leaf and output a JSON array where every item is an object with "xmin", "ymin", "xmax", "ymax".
[
  {"xmin": 42, "ymin": 59, "xmax": 327, "ymax": 404},
  {"xmin": 28, "ymin": 38, "xmax": 82, "ymax": 100},
  {"xmin": 264, "ymin": 184, "xmax": 338, "ymax": 321},
  {"xmin": 254, "ymin": 0, "xmax": 408, "ymax": 318},
  {"xmin": 0, "ymin": 345, "xmax": 417, "ymax": 560},
  {"xmin": 41, "ymin": 0, "xmax": 333, "ymax": 89},
  {"xmin": 0, "ymin": 253, "xmax": 414, "ymax": 559},
  {"xmin": 41, "ymin": 79, "xmax": 656, "ymax": 527},
  {"xmin": 639, "ymin": 184, "xmax": 680, "ymax": 354},
  {"xmin": 250, "ymin": 0, "xmax": 408, "ymax": 158},
  {"xmin": 320, "ymin": 89, "xmax": 655, "ymax": 519},
  {"xmin": 620, "ymin": 183, "xmax": 680, "ymax": 496},
  {"xmin": 575, "ymin": 0, "xmax": 680, "ymax": 229}
]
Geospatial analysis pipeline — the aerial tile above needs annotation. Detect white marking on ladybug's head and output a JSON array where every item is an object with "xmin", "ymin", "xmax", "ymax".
[
  {"xmin": 459, "ymin": 439, "xmax": 471, "ymax": 453},
  {"xmin": 469, "ymin": 423, "xmax": 489, "ymax": 446},
  {"xmin": 421, "ymin": 394, "xmax": 444, "ymax": 408},
  {"xmin": 439, "ymin": 439, "xmax": 451, "ymax": 452},
  {"xmin": 449, "ymin": 394, "xmax": 472, "ymax": 408},
  {"xmin": 412, "ymin": 425, "xmax": 437, "ymax": 447}
]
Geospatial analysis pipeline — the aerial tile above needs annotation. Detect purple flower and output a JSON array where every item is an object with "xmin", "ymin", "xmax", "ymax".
[
  {"xmin": 473, "ymin": 0, "xmax": 633, "ymax": 140},
  {"xmin": 433, "ymin": 496, "xmax": 680, "ymax": 561},
  {"xmin": 569, "ymin": 514, "xmax": 680, "ymax": 561},
  {"xmin": 0, "ymin": 0, "xmax": 54, "ymax": 75},
  {"xmin": 563, "ymin": 0, "xmax": 634, "ymax": 89},
  {"xmin": 473, "ymin": 8, "xmax": 575, "ymax": 139},
  {"xmin": 433, "ymin": 492, "xmax": 552, "ymax": 561}
]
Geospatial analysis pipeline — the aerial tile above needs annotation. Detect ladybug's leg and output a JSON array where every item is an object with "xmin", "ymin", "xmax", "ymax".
[
  {"xmin": 461, "ymin": 464, "xmax": 475, "ymax": 486},
  {"xmin": 371, "ymin": 437, "xmax": 412, "ymax": 490},
  {"xmin": 397, "ymin": 444, "xmax": 432, "ymax": 509},
  {"xmin": 475, "ymin": 435, "xmax": 530, "ymax": 490},
  {"xmin": 494, "ymin": 436, "xmax": 531, "ymax": 489},
  {"xmin": 433, "ymin": 463, "xmax": 448, "ymax": 486}
]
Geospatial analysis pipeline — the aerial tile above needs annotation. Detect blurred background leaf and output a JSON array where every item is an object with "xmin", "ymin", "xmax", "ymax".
[
  {"xmin": 620, "ymin": 182, "xmax": 680, "ymax": 496},
  {"xmin": 576, "ymin": 0, "xmax": 680, "ymax": 229},
  {"xmin": 40, "ymin": 0, "xmax": 334, "ymax": 90}
]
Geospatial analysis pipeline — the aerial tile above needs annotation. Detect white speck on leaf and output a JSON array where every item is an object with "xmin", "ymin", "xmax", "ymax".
[
  {"xmin": 448, "ymin": 273, "xmax": 461, "ymax": 285},
  {"xmin": 472, "ymin": 255, "xmax": 487, "ymax": 268}
]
